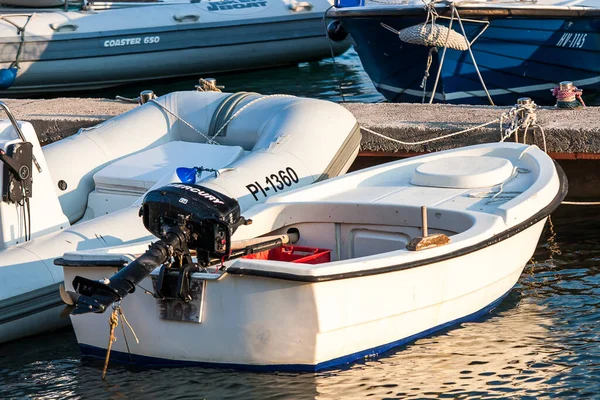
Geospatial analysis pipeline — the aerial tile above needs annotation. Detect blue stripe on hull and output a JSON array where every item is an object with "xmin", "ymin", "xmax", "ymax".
[
  {"xmin": 79, "ymin": 288, "xmax": 513, "ymax": 372},
  {"xmin": 343, "ymin": 16, "xmax": 600, "ymax": 105}
]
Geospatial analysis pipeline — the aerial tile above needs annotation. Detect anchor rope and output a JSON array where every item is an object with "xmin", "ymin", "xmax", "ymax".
[
  {"xmin": 101, "ymin": 307, "xmax": 119, "ymax": 380},
  {"xmin": 118, "ymin": 305, "xmax": 139, "ymax": 355}
]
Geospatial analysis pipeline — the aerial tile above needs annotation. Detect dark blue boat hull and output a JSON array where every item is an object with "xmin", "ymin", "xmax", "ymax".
[{"xmin": 337, "ymin": 13, "xmax": 600, "ymax": 105}]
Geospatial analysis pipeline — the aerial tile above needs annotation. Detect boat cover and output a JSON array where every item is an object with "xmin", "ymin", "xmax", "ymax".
[{"xmin": 93, "ymin": 141, "xmax": 245, "ymax": 196}]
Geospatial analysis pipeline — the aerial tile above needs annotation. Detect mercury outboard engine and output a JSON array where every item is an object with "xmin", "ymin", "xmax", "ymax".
[{"xmin": 63, "ymin": 183, "xmax": 248, "ymax": 315}]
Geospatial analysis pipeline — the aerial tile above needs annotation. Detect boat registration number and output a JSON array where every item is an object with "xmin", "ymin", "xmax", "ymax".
[
  {"xmin": 103, "ymin": 36, "xmax": 161, "ymax": 48},
  {"xmin": 246, "ymin": 167, "xmax": 300, "ymax": 201},
  {"xmin": 555, "ymin": 32, "xmax": 587, "ymax": 49}
]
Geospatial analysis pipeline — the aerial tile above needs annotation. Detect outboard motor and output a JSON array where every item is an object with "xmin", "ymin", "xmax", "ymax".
[{"xmin": 63, "ymin": 183, "xmax": 249, "ymax": 315}]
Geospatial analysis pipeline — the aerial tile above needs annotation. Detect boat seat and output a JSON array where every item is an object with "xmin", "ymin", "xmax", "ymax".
[
  {"xmin": 93, "ymin": 141, "xmax": 245, "ymax": 196},
  {"xmin": 410, "ymin": 156, "xmax": 514, "ymax": 189}
]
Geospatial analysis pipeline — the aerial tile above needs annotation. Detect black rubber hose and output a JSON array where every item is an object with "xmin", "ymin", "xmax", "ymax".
[{"xmin": 71, "ymin": 229, "xmax": 187, "ymax": 315}]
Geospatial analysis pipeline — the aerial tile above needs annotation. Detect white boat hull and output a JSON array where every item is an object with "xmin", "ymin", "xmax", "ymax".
[
  {"xmin": 0, "ymin": 1, "xmax": 350, "ymax": 94},
  {"xmin": 63, "ymin": 143, "xmax": 566, "ymax": 370},
  {"xmin": 66, "ymin": 219, "xmax": 545, "ymax": 369}
]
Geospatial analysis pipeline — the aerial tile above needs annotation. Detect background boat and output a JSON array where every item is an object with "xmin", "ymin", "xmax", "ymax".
[
  {"xmin": 328, "ymin": 0, "xmax": 600, "ymax": 105},
  {"xmin": 0, "ymin": 0, "xmax": 350, "ymax": 95}
]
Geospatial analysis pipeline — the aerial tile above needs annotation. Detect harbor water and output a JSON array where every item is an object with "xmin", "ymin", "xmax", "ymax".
[{"xmin": 2, "ymin": 50, "xmax": 600, "ymax": 399}]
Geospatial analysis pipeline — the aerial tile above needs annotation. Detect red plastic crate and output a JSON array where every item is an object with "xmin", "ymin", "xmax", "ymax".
[{"xmin": 243, "ymin": 245, "xmax": 331, "ymax": 264}]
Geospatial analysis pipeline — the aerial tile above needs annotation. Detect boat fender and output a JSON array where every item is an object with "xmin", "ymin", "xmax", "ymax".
[
  {"xmin": 327, "ymin": 20, "xmax": 348, "ymax": 43},
  {"xmin": 0, "ymin": 67, "xmax": 17, "ymax": 90}
]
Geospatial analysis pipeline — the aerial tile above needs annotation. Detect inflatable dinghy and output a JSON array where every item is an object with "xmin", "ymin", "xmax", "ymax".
[
  {"xmin": 0, "ymin": 91, "xmax": 361, "ymax": 343},
  {"xmin": 60, "ymin": 142, "xmax": 566, "ymax": 371},
  {"xmin": 0, "ymin": 0, "xmax": 350, "ymax": 94}
]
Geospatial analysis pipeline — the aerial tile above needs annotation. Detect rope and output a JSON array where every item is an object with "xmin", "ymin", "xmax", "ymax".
[
  {"xmin": 118, "ymin": 305, "xmax": 139, "ymax": 364},
  {"xmin": 1, "ymin": 14, "xmax": 34, "ymax": 70},
  {"xmin": 196, "ymin": 78, "xmax": 222, "ymax": 93},
  {"xmin": 468, "ymin": 147, "xmax": 533, "ymax": 204},
  {"xmin": 562, "ymin": 201, "xmax": 600, "ymax": 206},
  {"xmin": 452, "ymin": 5, "xmax": 494, "ymax": 106},
  {"xmin": 207, "ymin": 94, "xmax": 295, "ymax": 142},
  {"xmin": 149, "ymin": 94, "xmax": 295, "ymax": 145},
  {"xmin": 551, "ymin": 85, "xmax": 586, "ymax": 109},
  {"xmin": 324, "ymin": 5, "xmax": 346, "ymax": 102},
  {"xmin": 499, "ymin": 102, "xmax": 547, "ymax": 153},
  {"xmin": 101, "ymin": 308, "xmax": 119, "ymax": 380},
  {"xmin": 149, "ymin": 99, "xmax": 218, "ymax": 145},
  {"xmin": 360, "ymin": 119, "xmax": 499, "ymax": 146},
  {"xmin": 360, "ymin": 100, "xmax": 539, "ymax": 147},
  {"xmin": 421, "ymin": 47, "xmax": 437, "ymax": 103},
  {"xmin": 428, "ymin": 9, "xmax": 454, "ymax": 104}
]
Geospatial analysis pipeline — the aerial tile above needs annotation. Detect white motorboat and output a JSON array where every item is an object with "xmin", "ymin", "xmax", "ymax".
[
  {"xmin": 0, "ymin": 90, "xmax": 360, "ymax": 343},
  {"xmin": 0, "ymin": 0, "xmax": 350, "ymax": 95},
  {"xmin": 60, "ymin": 141, "xmax": 567, "ymax": 371}
]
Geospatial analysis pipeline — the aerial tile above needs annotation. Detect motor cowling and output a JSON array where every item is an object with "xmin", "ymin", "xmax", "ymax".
[{"xmin": 140, "ymin": 183, "xmax": 246, "ymax": 259}]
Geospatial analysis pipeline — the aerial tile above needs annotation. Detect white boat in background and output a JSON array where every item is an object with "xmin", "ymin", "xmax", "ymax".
[
  {"xmin": 0, "ymin": 90, "xmax": 360, "ymax": 344},
  {"xmin": 0, "ymin": 0, "xmax": 64, "ymax": 6},
  {"xmin": 60, "ymin": 141, "xmax": 567, "ymax": 371},
  {"xmin": 0, "ymin": 0, "xmax": 350, "ymax": 95}
]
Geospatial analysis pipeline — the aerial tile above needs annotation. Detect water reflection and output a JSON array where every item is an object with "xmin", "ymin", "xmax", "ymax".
[
  {"xmin": 52, "ymin": 49, "xmax": 384, "ymax": 104},
  {"xmin": 1, "ymin": 205, "xmax": 600, "ymax": 399},
  {"xmin": 314, "ymin": 299, "xmax": 566, "ymax": 399}
]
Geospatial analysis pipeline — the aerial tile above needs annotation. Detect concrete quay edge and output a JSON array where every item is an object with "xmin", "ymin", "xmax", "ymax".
[
  {"xmin": 2, "ymin": 96, "xmax": 600, "ymax": 198},
  {"xmin": 1, "ymin": 97, "xmax": 598, "ymax": 157}
]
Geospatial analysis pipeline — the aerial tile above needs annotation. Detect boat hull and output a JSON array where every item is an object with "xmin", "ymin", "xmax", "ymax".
[
  {"xmin": 335, "ymin": 11, "xmax": 600, "ymax": 105},
  {"xmin": 0, "ymin": 2, "xmax": 350, "ymax": 94},
  {"xmin": 0, "ymin": 91, "xmax": 360, "ymax": 344},
  {"xmin": 67, "ymin": 218, "xmax": 546, "ymax": 371}
]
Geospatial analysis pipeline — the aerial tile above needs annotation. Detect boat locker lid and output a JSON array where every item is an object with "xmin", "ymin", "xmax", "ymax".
[
  {"xmin": 94, "ymin": 141, "xmax": 244, "ymax": 196},
  {"xmin": 410, "ymin": 156, "xmax": 514, "ymax": 189}
]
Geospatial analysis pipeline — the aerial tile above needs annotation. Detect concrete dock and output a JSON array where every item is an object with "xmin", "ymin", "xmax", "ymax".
[{"xmin": 3, "ymin": 97, "xmax": 600, "ymax": 198}]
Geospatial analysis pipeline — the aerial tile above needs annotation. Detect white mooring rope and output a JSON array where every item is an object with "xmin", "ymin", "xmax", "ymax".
[{"xmin": 360, "ymin": 101, "xmax": 599, "ymax": 206}]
